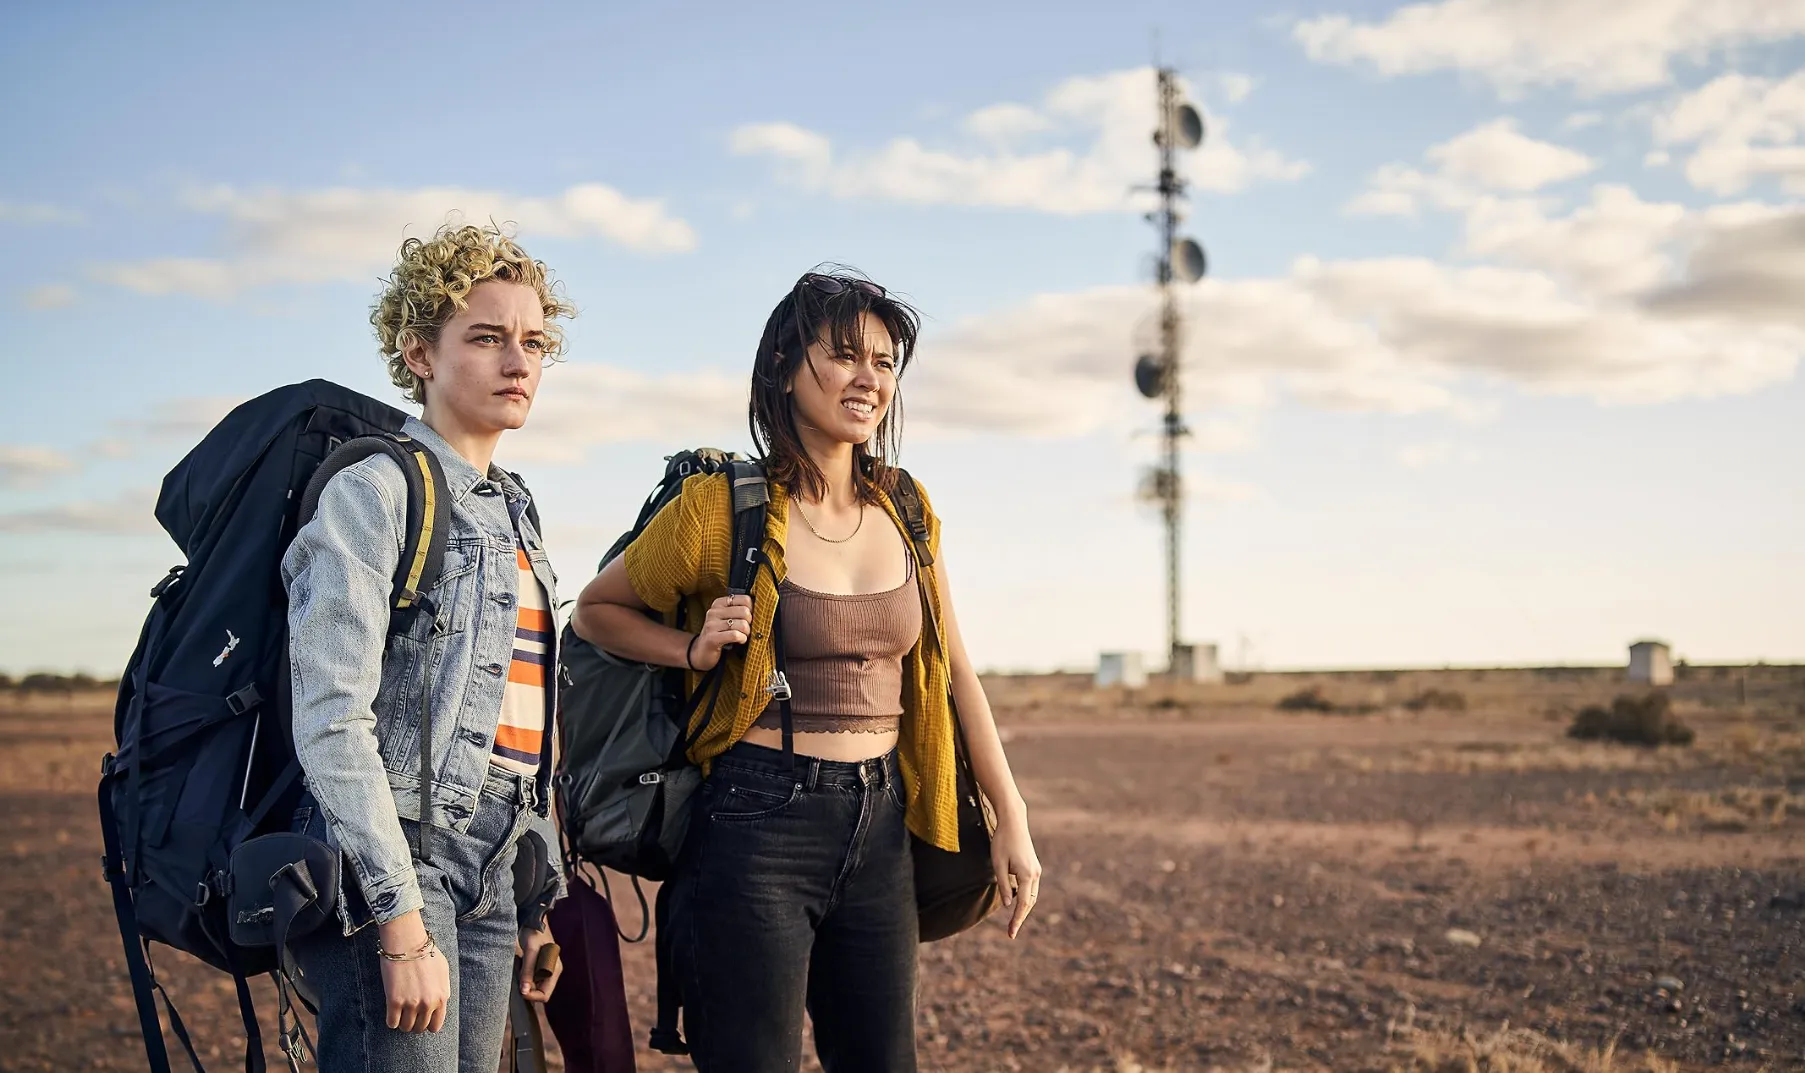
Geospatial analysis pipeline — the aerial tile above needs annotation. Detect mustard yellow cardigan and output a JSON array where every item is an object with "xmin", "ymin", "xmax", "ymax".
[{"xmin": 622, "ymin": 472, "xmax": 962, "ymax": 852}]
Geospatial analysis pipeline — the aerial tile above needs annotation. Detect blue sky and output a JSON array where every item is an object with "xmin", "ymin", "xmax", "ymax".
[{"xmin": 3, "ymin": 0, "xmax": 1802, "ymax": 674}]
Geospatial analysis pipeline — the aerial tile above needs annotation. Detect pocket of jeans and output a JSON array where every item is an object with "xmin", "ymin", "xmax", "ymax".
[
  {"xmin": 708, "ymin": 778, "xmax": 800, "ymax": 822},
  {"xmin": 884, "ymin": 771, "xmax": 909, "ymax": 812}
]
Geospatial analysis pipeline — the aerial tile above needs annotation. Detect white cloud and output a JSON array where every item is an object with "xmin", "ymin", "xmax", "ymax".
[
  {"xmin": 1642, "ymin": 208, "xmax": 1805, "ymax": 328},
  {"xmin": 113, "ymin": 395, "xmax": 251, "ymax": 438},
  {"xmin": 1653, "ymin": 71, "xmax": 1805, "ymax": 195},
  {"xmin": 1397, "ymin": 441, "xmax": 1455, "ymax": 469},
  {"xmin": 0, "ymin": 200, "xmax": 82, "ymax": 225},
  {"xmin": 500, "ymin": 363, "xmax": 747, "ymax": 465},
  {"xmin": 1217, "ymin": 72, "xmax": 1256, "ymax": 104},
  {"xmin": 0, "ymin": 446, "xmax": 78, "ymax": 488},
  {"xmin": 962, "ymin": 103, "xmax": 1053, "ymax": 142},
  {"xmin": 1294, "ymin": 0, "xmax": 1805, "ymax": 96},
  {"xmin": 731, "ymin": 67, "xmax": 1307, "ymax": 215},
  {"xmin": 1189, "ymin": 476, "xmax": 1260, "ymax": 503},
  {"xmin": 1430, "ymin": 119, "xmax": 1595, "ymax": 190},
  {"xmin": 22, "ymin": 284, "xmax": 76, "ymax": 309},
  {"xmin": 1458, "ymin": 184, "xmax": 1690, "ymax": 295},
  {"xmin": 92, "ymin": 183, "xmax": 698, "ymax": 300},
  {"xmin": 1348, "ymin": 119, "xmax": 1594, "ymax": 216},
  {"xmin": 896, "ymin": 204, "xmax": 1802, "ymax": 438},
  {"xmin": 0, "ymin": 489, "xmax": 157, "ymax": 534},
  {"xmin": 1563, "ymin": 111, "xmax": 1604, "ymax": 131}
]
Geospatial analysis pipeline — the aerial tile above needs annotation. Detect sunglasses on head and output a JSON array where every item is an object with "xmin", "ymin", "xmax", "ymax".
[{"xmin": 798, "ymin": 272, "xmax": 886, "ymax": 299}]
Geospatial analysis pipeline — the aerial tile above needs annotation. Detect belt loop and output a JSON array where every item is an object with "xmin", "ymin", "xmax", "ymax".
[{"xmin": 802, "ymin": 756, "xmax": 820, "ymax": 793}]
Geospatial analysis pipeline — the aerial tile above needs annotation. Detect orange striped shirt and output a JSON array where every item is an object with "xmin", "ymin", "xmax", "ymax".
[{"xmin": 492, "ymin": 545, "xmax": 551, "ymax": 776}]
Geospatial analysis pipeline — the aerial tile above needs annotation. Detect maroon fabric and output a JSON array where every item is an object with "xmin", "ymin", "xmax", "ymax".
[{"xmin": 543, "ymin": 876, "xmax": 637, "ymax": 1072}]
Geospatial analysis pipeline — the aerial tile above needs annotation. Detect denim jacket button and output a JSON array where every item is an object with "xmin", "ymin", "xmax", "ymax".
[
  {"xmin": 492, "ymin": 592, "xmax": 515, "ymax": 608},
  {"xmin": 463, "ymin": 728, "xmax": 488, "ymax": 746},
  {"xmin": 484, "ymin": 662, "xmax": 505, "ymax": 677}
]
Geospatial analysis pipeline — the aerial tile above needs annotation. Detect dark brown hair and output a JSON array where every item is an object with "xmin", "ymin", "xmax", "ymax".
[{"xmin": 748, "ymin": 266, "xmax": 921, "ymax": 505}]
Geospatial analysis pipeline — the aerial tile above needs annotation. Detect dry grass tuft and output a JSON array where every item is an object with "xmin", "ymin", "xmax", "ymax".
[
  {"xmin": 1610, "ymin": 785, "xmax": 1805, "ymax": 833},
  {"xmin": 1393, "ymin": 1024, "xmax": 1679, "ymax": 1073},
  {"xmin": 1405, "ymin": 689, "xmax": 1468, "ymax": 712}
]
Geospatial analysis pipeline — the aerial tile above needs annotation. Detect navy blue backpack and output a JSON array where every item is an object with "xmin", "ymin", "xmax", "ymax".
[{"xmin": 98, "ymin": 380, "xmax": 450, "ymax": 1073}]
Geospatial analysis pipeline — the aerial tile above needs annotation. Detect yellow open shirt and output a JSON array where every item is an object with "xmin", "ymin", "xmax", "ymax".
[{"xmin": 622, "ymin": 471, "xmax": 962, "ymax": 853}]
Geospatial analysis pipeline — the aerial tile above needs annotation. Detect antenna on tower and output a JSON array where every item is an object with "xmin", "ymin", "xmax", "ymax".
[{"xmin": 1135, "ymin": 66, "xmax": 1209, "ymax": 673}]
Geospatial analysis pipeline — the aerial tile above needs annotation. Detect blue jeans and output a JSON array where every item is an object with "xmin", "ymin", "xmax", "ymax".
[
  {"xmin": 290, "ymin": 766, "xmax": 538, "ymax": 1073},
  {"xmin": 670, "ymin": 741, "xmax": 919, "ymax": 1073}
]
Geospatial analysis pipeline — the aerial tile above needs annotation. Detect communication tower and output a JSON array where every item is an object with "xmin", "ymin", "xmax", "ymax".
[{"xmin": 1134, "ymin": 68, "xmax": 1208, "ymax": 670}]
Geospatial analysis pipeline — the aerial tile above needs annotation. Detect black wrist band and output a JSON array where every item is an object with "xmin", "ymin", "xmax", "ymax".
[{"xmin": 685, "ymin": 633, "xmax": 700, "ymax": 671}]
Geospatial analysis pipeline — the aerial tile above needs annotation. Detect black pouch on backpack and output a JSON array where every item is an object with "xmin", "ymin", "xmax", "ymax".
[{"xmin": 225, "ymin": 832, "xmax": 340, "ymax": 949}]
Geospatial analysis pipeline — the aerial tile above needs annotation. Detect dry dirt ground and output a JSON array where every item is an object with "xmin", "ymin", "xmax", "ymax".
[{"xmin": 1, "ymin": 665, "xmax": 1801, "ymax": 1072}]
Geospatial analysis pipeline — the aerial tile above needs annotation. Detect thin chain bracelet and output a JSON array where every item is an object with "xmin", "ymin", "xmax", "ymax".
[{"xmin": 377, "ymin": 935, "xmax": 439, "ymax": 962}]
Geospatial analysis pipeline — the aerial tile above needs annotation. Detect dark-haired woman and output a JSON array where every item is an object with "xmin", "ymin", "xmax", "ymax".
[{"xmin": 572, "ymin": 270, "xmax": 1040, "ymax": 1072}]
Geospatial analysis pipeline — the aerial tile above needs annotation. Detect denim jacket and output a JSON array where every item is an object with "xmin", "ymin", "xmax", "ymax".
[{"xmin": 282, "ymin": 416, "xmax": 564, "ymax": 930}]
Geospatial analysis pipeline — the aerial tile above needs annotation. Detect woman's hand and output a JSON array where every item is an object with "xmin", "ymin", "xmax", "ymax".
[
  {"xmin": 689, "ymin": 594, "xmax": 753, "ymax": 671},
  {"xmin": 376, "ymin": 911, "xmax": 450, "ymax": 1032},
  {"xmin": 517, "ymin": 924, "xmax": 563, "ymax": 1003},
  {"xmin": 990, "ymin": 810, "xmax": 1042, "ymax": 940}
]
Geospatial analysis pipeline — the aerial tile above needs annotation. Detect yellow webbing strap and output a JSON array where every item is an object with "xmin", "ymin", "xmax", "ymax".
[{"xmin": 395, "ymin": 447, "xmax": 437, "ymax": 609}]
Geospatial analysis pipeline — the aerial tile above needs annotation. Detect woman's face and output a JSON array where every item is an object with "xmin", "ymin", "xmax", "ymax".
[
  {"xmin": 406, "ymin": 280, "xmax": 547, "ymax": 432},
  {"xmin": 786, "ymin": 310, "xmax": 897, "ymax": 447}
]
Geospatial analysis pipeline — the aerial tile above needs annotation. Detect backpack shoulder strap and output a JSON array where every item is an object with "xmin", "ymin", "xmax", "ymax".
[
  {"xmin": 724, "ymin": 460, "xmax": 769, "ymax": 596},
  {"xmin": 296, "ymin": 432, "xmax": 452, "ymax": 861},
  {"xmin": 298, "ymin": 433, "xmax": 450, "ymax": 623},
  {"xmin": 885, "ymin": 468, "xmax": 935, "ymax": 569}
]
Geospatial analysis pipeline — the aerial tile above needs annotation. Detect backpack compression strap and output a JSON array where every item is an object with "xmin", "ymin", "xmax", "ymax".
[
  {"xmin": 886, "ymin": 468, "xmax": 935, "ymax": 568},
  {"xmin": 297, "ymin": 433, "xmax": 451, "ymax": 861}
]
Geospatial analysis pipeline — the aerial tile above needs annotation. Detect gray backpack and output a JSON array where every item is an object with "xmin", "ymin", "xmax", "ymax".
[{"xmin": 554, "ymin": 451, "xmax": 769, "ymax": 884}]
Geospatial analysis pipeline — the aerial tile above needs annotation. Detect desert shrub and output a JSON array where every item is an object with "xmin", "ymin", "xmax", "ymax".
[
  {"xmin": 1367, "ymin": 669, "xmax": 1399, "ymax": 684},
  {"xmin": 1405, "ymin": 688, "xmax": 1467, "ymax": 712},
  {"xmin": 1567, "ymin": 693, "xmax": 1694, "ymax": 747},
  {"xmin": 1277, "ymin": 686, "xmax": 1335, "ymax": 712},
  {"xmin": 11, "ymin": 672, "xmax": 114, "ymax": 693}
]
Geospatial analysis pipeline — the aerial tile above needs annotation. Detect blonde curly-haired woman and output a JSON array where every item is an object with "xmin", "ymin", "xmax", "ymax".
[{"xmin": 282, "ymin": 222, "xmax": 573, "ymax": 1071}]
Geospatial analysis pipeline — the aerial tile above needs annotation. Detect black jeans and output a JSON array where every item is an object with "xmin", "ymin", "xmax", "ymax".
[{"xmin": 670, "ymin": 741, "xmax": 918, "ymax": 1073}]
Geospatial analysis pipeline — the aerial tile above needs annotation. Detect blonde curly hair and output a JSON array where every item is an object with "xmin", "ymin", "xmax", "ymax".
[{"xmin": 372, "ymin": 221, "xmax": 577, "ymax": 404}]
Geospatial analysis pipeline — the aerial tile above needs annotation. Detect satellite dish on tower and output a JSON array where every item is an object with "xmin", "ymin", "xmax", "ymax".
[
  {"xmin": 1134, "ymin": 354, "xmax": 1166, "ymax": 398},
  {"xmin": 1175, "ymin": 103, "xmax": 1204, "ymax": 149},
  {"xmin": 1172, "ymin": 237, "xmax": 1208, "ymax": 283}
]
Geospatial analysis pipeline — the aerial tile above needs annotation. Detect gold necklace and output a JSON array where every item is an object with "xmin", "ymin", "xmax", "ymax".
[{"xmin": 793, "ymin": 494, "xmax": 865, "ymax": 544}]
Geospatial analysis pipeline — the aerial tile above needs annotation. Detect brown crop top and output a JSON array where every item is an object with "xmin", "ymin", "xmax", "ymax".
[{"xmin": 753, "ymin": 555, "xmax": 923, "ymax": 734}]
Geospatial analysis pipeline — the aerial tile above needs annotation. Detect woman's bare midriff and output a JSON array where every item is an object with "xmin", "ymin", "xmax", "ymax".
[{"xmin": 738, "ymin": 724, "xmax": 900, "ymax": 763}]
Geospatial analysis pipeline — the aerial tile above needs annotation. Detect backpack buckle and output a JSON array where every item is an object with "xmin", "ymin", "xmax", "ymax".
[
  {"xmin": 638, "ymin": 772, "xmax": 663, "ymax": 786},
  {"xmin": 766, "ymin": 670, "xmax": 792, "ymax": 702},
  {"xmin": 225, "ymin": 685, "xmax": 263, "ymax": 717},
  {"xmin": 149, "ymin": 565, "xmax": 185, "ymax": 598}
]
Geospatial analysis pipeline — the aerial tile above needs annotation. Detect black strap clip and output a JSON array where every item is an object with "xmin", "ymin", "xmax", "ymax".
[{"xmin": 225, "ymin": 685, "xmax": 263, "ymax": 717}]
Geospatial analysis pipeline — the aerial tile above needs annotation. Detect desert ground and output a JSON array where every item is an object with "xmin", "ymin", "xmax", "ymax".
[{"xmin": 1, "ymin": 664, "xmax": 1800, "ymax": 1072}]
